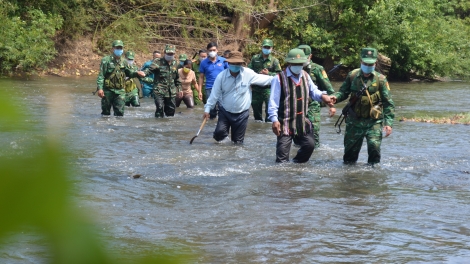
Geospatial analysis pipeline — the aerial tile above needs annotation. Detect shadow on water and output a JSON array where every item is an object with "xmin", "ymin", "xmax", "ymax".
[{"xmin": 1, "ymin": 76, "xmax": 470, "ymax": 263}]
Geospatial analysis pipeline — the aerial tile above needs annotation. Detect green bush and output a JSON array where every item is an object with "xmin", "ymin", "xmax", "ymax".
[{"xmin": 0, "ymin": 1, "xmax": 62, "ymax": 73}]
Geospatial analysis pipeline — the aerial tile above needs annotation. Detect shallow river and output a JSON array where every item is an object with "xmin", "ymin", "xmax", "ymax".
[{"xmin": 1, "ymin": 76, "xmax": 470, "ymax": 263}]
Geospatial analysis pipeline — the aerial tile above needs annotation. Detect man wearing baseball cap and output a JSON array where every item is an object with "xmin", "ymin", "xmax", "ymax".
[
  {"xmin": 203, "ymin": 51, "xmax": 273, "ymax": 144},
  {"xmin": 330, "ymin": 47, "xmax": 395, "ymax": 164},
  {"xmin": 268, "ymin": 48, "xmax": 335, "ymax": 163}
]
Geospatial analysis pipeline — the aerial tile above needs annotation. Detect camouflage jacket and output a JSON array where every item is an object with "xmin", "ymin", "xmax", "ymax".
[
  {"xmin": 143, "ymin": 58, "xmax": 182, "ymax": 97},
  {"xmin": 96, "ymin": 55, "xmax": 139, "ymax": 94},
  {"xmin": 304, "ymin": 62, "xmax": 336, "ymax": 109},
  {"xmin": 334, "ymin": 69, "xmax": 395, "ymax": 127},
  {"xmin": 247, "ymin": 53, "xmax": 281, "ymax": 89}
]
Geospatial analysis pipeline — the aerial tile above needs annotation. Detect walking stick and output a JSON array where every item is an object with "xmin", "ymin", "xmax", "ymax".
[{"xmin": 190, "ymin": 117, "xmax": 208, "ymax": 144}]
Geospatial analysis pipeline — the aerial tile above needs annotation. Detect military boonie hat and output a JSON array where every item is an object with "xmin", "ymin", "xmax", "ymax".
[
  {"xmin": 225, "ymin": 51, "xmax": 245, "ymax": 63},
  {"xmin": 361, "ymin": 47, "xmax": 378, "ymax": 64},
  {"xmin": 112, "ymin": 40, "xmax": 124, "ymax": 47},
  {"xmin": 297, "ymin": 45, "xmax": 312, "ymax": 56},
  {"xmin": 179, "ymin": 54, "xmax": 187, "ymax": 60},
  {"xmin": 164, "ymin": 44, "xmax": 176, "ymax": 53},
  {"xmin": 262, "ymin": 39, "xmax": 274, "ymax": 47},
  {"xmin": 285, "ymin": 48, "xmax": 307, "ymax": 64},
  {"xmin": 125, "ymin": 51, "xmax": 135, "ymax": 59}
]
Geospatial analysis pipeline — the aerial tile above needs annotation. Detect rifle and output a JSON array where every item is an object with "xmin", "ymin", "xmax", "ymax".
[
  {"xmin": 92, "ymin": 87, "xmax": 99, "ymax": 95},
  {"xmin": 327, "ymin": 63, "xmax": 342, "ymax": 75},
  {"xmin": 334, "ymin": 80, "xmax": 369, "ymax": 133}
]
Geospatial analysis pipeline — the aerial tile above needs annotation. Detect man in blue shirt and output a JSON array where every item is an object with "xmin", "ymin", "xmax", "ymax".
[
  {"xmin": 140, "ymin": 51, "xmax": 161, "ymax": 98},
  {"xmin": 199, "ymin": 42, "xmax": 228, "ymax": 119},
  {"xmin": 203, "ymin": 51, "xmax": 273, "ymax": 144}
]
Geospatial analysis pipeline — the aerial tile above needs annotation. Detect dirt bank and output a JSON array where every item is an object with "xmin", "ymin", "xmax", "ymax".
[{"xmin": 46, "ymin": 36, "xmax": 241, "ymax": 77}]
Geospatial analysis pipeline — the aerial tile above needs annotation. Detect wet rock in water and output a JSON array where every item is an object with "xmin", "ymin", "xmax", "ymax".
[{"xmin": 132, "ymin": 174, "xmax": 141, "ymax": 179}]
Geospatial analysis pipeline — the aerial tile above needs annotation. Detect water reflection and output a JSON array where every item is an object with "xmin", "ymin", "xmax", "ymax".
[{"xmin": 1, "ymin": 77, "xmax": 470, "ymax": 263}]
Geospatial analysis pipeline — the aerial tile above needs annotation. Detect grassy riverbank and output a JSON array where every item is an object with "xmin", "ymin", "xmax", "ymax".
[{"xmin": 400, "ymin": 112, "xmax": 470, "ymax": 125}]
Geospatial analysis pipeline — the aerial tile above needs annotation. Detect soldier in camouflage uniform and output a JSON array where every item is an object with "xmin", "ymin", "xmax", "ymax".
[
  {"xmin": 177, "ymin": 54, "xmax": 187, "ymax": 69},
  {"xmin": 248, "ymin": 39, "xmax": 282, "ymax": 122},
  {"xmin": 96, "ymin": 40, "xmax": 144, "ymax": 116},
  {"xmin": 330, "ymin": 47, "xmax": 395, "ymax": 164},
  {"xmin": 123, "ymin": 51, "xmax": 140, "ymax": 107},
  {"xmin": 192, "ymin": 49, "xmax": 207, "ymax": 105},
  {"xmin": 143, "ymin": 44, "xmax": 182, "ymax": 118},
  {"xmin": 297, "ymin": 45, "xmax": 337, "ymax": 148}
]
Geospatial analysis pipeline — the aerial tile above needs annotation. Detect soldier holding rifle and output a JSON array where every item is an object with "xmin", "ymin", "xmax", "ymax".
[{"xmin": 330, "ymin": 47, "xmax": 395, "ymax": 165}]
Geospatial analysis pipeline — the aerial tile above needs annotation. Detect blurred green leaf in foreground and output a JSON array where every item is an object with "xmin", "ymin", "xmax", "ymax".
[{"xmin": 0, "ymin": 89, "xmax": 193, "ymax": 263}]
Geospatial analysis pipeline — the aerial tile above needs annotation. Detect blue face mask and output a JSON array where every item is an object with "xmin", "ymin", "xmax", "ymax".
[
  {"xmin": 262, "ymin": 48, "xmax": 272, "ymax": 55},
  {"xmin": 289, "ymin": 65, "xmax": 303, "ymax": 74},
  {"xmin": 113, "ymin": 49, "xmax": 123, "ymax": 57},
  {"xmin": 229, "ymin": 65, "xmax": 241, "ymax": 73},
  {"xmin": 361, "ymin": 64, "xmax": 375, "ymax": 74},
  {"xmin": 179, "ymin": 61, "xmax": 184, "ymax": 65}
]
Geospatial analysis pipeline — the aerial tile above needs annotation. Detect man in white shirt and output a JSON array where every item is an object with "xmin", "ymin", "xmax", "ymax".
[
  {"xmin": 268, "ymin": 48, "xmax": 335, "ymax": 163},
  {"xmin": 203, "ymin": 51, "xmax": 273, "ymax": 144}
]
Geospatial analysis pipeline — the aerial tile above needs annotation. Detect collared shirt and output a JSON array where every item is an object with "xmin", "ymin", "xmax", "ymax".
[
  {"xmin": 268, "ymin": 67, "xmax": 326, "ymax": 123},
  {"xmin": 199, "ymin": 56, "xmax": 228, "ymax": 89},
  {"xmin": 204, "ymin": 67, "xmax": 273, "ymax": 114}
]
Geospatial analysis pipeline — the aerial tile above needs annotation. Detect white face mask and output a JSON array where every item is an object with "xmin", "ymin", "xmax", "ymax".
[
  {"xmin": 290, "ymin": 65, "xmax": 303, "ymax": 74},
  {"xmin": 208, "ymin": 51, "xmax": 217, "ymax": 58},
  {"xmin": 127, "ymin": 59, "xmax": 134, "ymax": 65}
]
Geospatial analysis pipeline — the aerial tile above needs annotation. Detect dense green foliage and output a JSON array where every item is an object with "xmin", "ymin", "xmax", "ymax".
[
  {"xmin": 0, "ymin": 1, "xmax": 62, "ymax": 73},
  {"xmin": 0, "ymin": 87, "xmax": 194, "ymax": 262},
  {"xmin": 255, "ymin": 0, "xmax": 470, "ymax": 80},
  {"xmin": 0, "ymin": 0, "xmax": 469, "ymax": 79}
]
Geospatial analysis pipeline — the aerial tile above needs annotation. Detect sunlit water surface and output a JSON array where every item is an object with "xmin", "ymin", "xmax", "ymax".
[{"xmin": 1, "ymin": 77, "xmax": 469, "ymax": 263}]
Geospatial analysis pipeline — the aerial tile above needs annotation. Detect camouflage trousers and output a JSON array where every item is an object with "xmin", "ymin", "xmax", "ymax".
[
  {"xmin": 101, "ymin": 89, "xmax": 125, "ymax": 116},
  {"xmin": 251, "ymin": 88, "xmax": 270, "ymax": 122},
  {"xmin": 124, "ymin": 89, "xmax": 140, "ymax": 107},
  {"xmin": 154, "ymin": 92, "xmax": 176, "ymax": 118},
  {"xmin": 192, "ymin": 87, "xmax": 203, "ymax": 106},
  {"xmin": 307, "ymin": 102, "xmax": 321, "ymax": 149},
  {"xmin": 343, "ymin": 120, "xmax": 382, "ymax": 164}
]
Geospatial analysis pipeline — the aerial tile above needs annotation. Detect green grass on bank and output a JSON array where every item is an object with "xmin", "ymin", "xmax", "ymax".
[{"xmin": 399, "ymin": 112, "xmax": 470, "ymax": 125}]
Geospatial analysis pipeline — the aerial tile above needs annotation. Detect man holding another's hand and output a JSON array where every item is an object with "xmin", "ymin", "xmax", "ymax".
[{"xmin": 268, "ymin": 49, "xmax": 335, "ymax": 163}]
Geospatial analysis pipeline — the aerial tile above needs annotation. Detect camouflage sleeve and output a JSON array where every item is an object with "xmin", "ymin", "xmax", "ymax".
[
  {"xmin": 312, "ymin": 66, "xmax": 335, "ymax": 94},
  {"xmin": 174, "ymin": 69, "xmax": 182, "ymax": 93},
  {"xmin": 143, "ymin": 59, "xmax": 159, "ymax": 76},
  {"xmin": 140, "ymin": 77, "xmax": 154, "ymax": 84},
  {"xmin": 380, "ymin": 78, "xmax": 395, "ymax": 127},
  {"xmin": 124, "ymin": 63, "xmax": 139, "ymax": 78},
  {"xmin": 96, "ymin": 57, "xmax": 108, "ymax": 90},
  {"xmin": 334, "ymin": 71, "xmax": 353, "ymax": 103},
  {"xmin": 268, "ymin": 58, "xmax": 282, "ymax": 76}
]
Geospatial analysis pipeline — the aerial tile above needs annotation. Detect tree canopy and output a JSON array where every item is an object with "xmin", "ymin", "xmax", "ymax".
[{"xmin": 1, "ymin": 0, "xmax": 469, "ymax": 80}]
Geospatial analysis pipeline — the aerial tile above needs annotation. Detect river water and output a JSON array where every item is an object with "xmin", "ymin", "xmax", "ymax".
[{"xmin": 1, "ymin": 76, "xmax": 470, "ymax": 263}]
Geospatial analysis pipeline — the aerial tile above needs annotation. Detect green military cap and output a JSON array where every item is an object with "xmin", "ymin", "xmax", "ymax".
[
  {"xmin": 297, "ymin": 44, "xmax": 311, "ymax": 56},
  {"xmin": 112, "ymin": 40, "xmax": 124, "ymax": 47},
  {"xmin": 164, "ymin": 44, "xmax": 176, "ymax": 53},
  {"xmin": 262, "ymin": 39, "xmax": 274, "ymax": 47},
  {"xmin": 285, "ymin": 48, "xmax": 307, "ymax": 64},
  {"xmin": 179, "ymin": 54, "xmax": 187, "ymax": 60},
  {"xmin": 361, "ymin": 47, "xmax": 378, "ymax": 64},
  {"xmin": 125, "ymin": 51, "xmax": 135, "ymax": 59}
]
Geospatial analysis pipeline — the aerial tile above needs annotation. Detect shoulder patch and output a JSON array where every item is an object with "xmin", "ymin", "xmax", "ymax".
[
  {"xmin": 321, "ymin": 70, "xmax": 328, "ymax": 79},
  {"xmin": 385, "ymin": 81, "xmax": 390, "ymax": 90}
]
